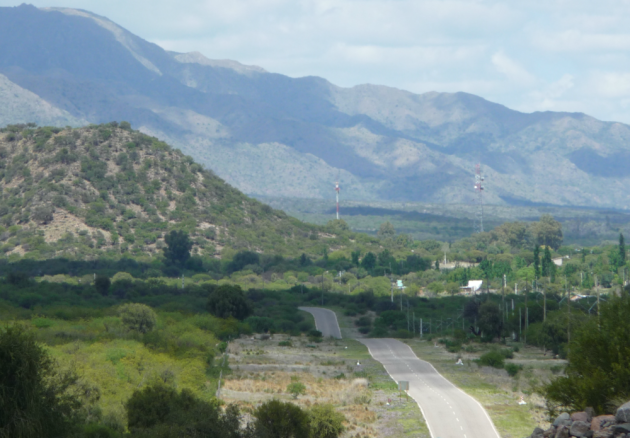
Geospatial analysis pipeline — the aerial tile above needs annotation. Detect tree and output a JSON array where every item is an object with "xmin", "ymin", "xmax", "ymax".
[
  {"xmin": 0, "ymin": 325, "xmax": 81, "ymax": 438},
  {"xmin": 300, "ymin": 253, "xmax": 311, "ymax": 267},
  {"xmin": 542, "ymin": 246, "xmax": 552, "ymax": 277},
  {"xmin": 377, "ymin": 221, "xmax": 396, "ymax": 239},
  {"xmin": 207, "ymin": 285, "xmax": 252, "ymax": 320},
  {"xmin": 478, "ymin": 302, "xmax": 502, "ymax": 340},
  {"xmin": 94, "ymin": 275, "xmax": 111, "ymax": 296},
  {"xmin": 163, "ymin": 230, "xmax": 192, "ymax": 266},
  {"xmin": 253, "ymin": 400, "xmax": 310, "ymax": 438},
  {"xmin": 620, "ymin": 233, "xmax": 626, "ymax": 268},
  {"xmin": 532, "ymin": 214, "xmax": 563, "ymax": 250},
  {"xmin": 533, "ymin": 245, "xmax": 541, "ymax": 279},
  {"xmin": 309, "ymin": 404, "xmax": 346, "ymax": 438},
  {"xmin": 227, "ymin": 251, "xmax": 260, "ymax": 274},
  {"xmin": 286, "ymin": 382, "xmax": 306, "ymax": 399},
  {"xmin": 126, "ymin": 382, "xmax": 248, "ymax": 437},
  {"xmin": 118, "ymin": 303, "xmax": 157, "ymax": 333},
  {"xmin": 351, "ymin": 250, "xmax": 361, "ymax": 266},
  {"xmin": 446, "ymin": 282, "xmax": 460, "ymax": 297},
  {"xmin": 361, "ymin": 252, "xmax": 376, "ymax": 270},
  {"xmin": 544, "ymin": 294, "xmax": 630, "ymax": 414},
  {"xmin": 427, "ymin": 281, "xmax": 444, "ymax": 294}
]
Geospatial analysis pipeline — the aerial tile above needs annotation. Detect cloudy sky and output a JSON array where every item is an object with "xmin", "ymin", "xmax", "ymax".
[{"xmin": 4, "ymin": 0, "xmax": 630, "ymax": 123}]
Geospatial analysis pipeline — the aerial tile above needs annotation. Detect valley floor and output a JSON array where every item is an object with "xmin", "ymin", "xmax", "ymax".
[{"xmin": 222, "ymin": 334, "xmax": 430, "ymax": 438}]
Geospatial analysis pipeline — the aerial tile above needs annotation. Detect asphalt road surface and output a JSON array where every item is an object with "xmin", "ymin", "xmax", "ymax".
[
  {"xmin": 302, "ymin": 307, "xmax": 500, "ymax": 438},
  {"xmin": 298, "ymin": 307, "xmax": 342, "ymax": 339}
]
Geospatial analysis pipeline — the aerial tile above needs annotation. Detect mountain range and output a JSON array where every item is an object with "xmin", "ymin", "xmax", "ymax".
[{"xmin": 1, "ymin": 4, "xmax": 630, "ymax": 209}]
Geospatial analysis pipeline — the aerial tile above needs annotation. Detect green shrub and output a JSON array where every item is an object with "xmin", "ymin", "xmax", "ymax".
[
  {"xmin": 505, "ymin": 363, "xmax": 523, "ymax": 377},
  {"xmin": 478, "ymin": 350, "xmax": 505, "ymax": 369},
  {"xmin": 118, "ymin": 303, "xmax": 157, "ymax": 333},
  {"xmin": 309, "ymin": 404, "xmax": 346, "ymax": 438},
  {"xmin": 207, "ymin": 284, "xmax": 252, "ymax": 320},
  {"xmin": 125, "ymin": 383, "xmax": 245, "ymax": 436},
  {"xmin": 279, "ymin": 340, "xmax": 292, "ymax": 347},
  {"xmin": 253, "ymin": 399, "xmax": 310, "ymax": 438},
  {"xmin": 287, "ymin": 382, "xmax": 306, "ymax": 399}
]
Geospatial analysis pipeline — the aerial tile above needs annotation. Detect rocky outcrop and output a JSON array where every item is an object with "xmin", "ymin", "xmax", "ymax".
[{"xmin": 529, "ymin": 404, "xmax": 630, "ymax": 438}]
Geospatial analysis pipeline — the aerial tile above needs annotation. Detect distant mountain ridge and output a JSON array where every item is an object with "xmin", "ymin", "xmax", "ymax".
[{"xmin": 2, "ymin": 4, "xmax": 630, "ymax": 209}]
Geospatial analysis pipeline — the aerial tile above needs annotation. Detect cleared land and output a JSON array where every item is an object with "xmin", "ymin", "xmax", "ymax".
[{"xmin": 221, "ymin": 333, "xmax": 430, "ymax": 437}]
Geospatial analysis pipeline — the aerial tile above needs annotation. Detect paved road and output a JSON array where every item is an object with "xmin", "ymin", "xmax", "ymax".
[
  {"xmin": 298, "ymin": 307, "xmax": 342, "ymax": 339},
  {"xmin": 303, "ymin": 307, "xmax": 500, "ymax": 438},
  {"xmin": 360, "ymin": 338, "xmax": 500, "ymax": 438}
]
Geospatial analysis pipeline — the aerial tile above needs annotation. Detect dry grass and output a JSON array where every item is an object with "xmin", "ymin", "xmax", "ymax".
[{"xmin": 222, "ymin": 335, "xmax": 429, "ymax": 438}]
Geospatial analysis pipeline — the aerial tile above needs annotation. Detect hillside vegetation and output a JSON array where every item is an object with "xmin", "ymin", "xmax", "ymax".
[{"xmin": 0, "ymin": 123, "xmax": 352, "ymax": 261}]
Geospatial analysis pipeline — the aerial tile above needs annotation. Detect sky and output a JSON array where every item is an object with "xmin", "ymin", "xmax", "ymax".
[{"xmin": 4, "ymin": 0, "xmax": 630, "ymax": 123}]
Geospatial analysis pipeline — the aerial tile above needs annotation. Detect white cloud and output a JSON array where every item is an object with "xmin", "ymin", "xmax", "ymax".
[{"xmin": 491, "ymin": 51, "xmax": 537, "ymax": 86}]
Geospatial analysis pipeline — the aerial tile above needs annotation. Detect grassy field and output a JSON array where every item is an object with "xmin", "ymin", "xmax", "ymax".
[{"xmin": 222, "ymin": 334, "xmax": 430, "ymax": 438}]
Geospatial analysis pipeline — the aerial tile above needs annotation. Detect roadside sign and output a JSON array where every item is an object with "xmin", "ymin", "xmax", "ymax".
[
  {"xmin": 398, "ymin": 381, "xmax": 409, "ymax": 391},
  {"xmin": 397, "ymin": 280, "xmax": 403, "ymax": 288}
]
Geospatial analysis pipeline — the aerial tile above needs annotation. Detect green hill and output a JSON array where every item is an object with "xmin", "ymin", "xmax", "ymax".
[{"xmin": 0, "ymin": 122, "xmax": 349, "ymax": 261}]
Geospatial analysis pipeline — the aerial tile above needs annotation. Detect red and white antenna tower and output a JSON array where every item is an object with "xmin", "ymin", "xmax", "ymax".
[
  {"xmin": 335, "ymin": 180, "xmax": 340, "ymax": 220},
  {"xmin": 474, "ymin": 164, "xmax": 485, "ymax": 232}
]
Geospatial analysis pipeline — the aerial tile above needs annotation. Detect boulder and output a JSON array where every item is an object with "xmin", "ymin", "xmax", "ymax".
[
  {"xmin": 530, "ymin": 427, "xmax": 544, "ymax": 438},
  {"xmin": 554, "ymin": 413, "xmax": 572, "ymax": 427},
  {"xmin": 591, "ymin": 415, "xmax": 615, "ymax": 432},
  {"xmin": 616, "ymin": 401, "xmax": 630, "ymax": 423},
  {"xmin": 572, "ymin": 412, "xmax": 589, "ymax": 423},
  {"xmin": 554, "ymin": 425, "xmax": 569, "ymax": 438},
  {"xmin": 613, "ymin": 423, "xmax": 630, "ymax": 434},
  {"xmin": 570, "ymin": 421, "xmax": 591, "ymax": 437},
  {"xmin": 592, "ymin": 429, "xmax": 612, "ymax": 438},
  {"xmin": 543, "ymin": 427, "xmax": 556, "ymax": 437},
  {"xmin": 585, "ymin": 407, "xmax": 595, "ymax": 422}
]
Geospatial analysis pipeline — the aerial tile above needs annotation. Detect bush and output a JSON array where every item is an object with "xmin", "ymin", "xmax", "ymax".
[
  {"xmin": 309, "ymin": 404, "xmax": 346, "ymax": 438},
  {"xmin": 287, "ymin": 382, "xmax": 306, "ymax": 399},
  {"xmin": 207, "ymin": 285, "xmax": 252, "ymax": 320},
  {"xmin": 118, "ymin": 303, "xmax": 157, "ymax": 333},
  {"xmin": 505, "ymin": 363, "xmax": 523, "ymax": 377},
  {"xmin": 478, "ymin": 350, "xmax": 505, "ymax": 369},
  {"xmin": 126, "ymin": 383, "xmax": 246, "ymax": 437},
  {"xmin": 253, "ymin": 399, "xmax": 310, "ymax": 438}
]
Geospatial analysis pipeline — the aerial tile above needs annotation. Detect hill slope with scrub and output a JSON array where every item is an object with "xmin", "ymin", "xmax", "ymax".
[{"xmin": 0, "ymin": 123, "xmax": 356, "ymax": 261}]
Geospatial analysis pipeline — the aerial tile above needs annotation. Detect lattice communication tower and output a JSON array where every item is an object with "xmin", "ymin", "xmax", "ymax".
[{"xmin": 474, "ymin": 164, "xmax": 485, "ymax": 233}]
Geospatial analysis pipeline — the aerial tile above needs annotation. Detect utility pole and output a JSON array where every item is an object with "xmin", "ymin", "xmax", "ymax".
[
  {"xmin": 420, "ymin": 318, "xmax": 423, "ymax": 338},
  {"xmin": 519, "ymin": 307, "xmax": 522, "ymax": 339}
]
